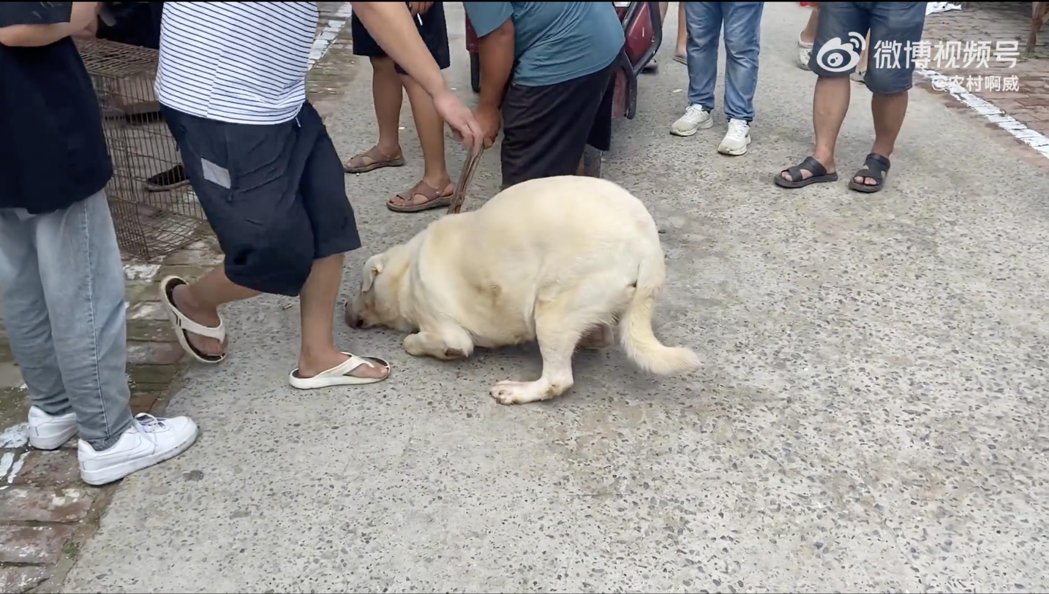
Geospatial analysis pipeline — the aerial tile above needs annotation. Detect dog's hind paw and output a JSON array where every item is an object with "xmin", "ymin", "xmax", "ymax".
[{"xmin": 490, "ymin": 380, "xmax": 556, "ymax": 405}]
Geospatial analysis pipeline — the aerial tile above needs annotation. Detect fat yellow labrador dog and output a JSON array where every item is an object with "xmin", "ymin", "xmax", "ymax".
[{"xmin": 345, "ymin": 175, "xmax": 699, "ymax": 404}]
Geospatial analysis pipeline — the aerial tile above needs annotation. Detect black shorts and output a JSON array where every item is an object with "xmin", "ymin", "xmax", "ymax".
[
  {"xmin": 351, "ymin": 2, "xmax": 450, "ymax": 74},
  {"xmin": 161, "ymin": 102, "xmax": 361, "ymax": 297},
  {"xmin": 500, "ymin": 58, "xmax": 617, "ymax": 190}
]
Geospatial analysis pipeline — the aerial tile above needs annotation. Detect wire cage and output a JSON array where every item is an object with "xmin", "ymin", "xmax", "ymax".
[{"xmin": 75, "ymin": 37, "xmax": 205, "ymax": 261}]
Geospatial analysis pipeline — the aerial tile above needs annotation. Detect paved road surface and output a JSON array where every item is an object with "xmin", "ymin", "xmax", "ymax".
[{"xmin": 65, "ymin": 4, "xmax": 1049, "ymax": 592}]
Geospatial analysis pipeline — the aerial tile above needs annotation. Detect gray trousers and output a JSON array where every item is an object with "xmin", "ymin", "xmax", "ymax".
[{"xmin": 0, "ymin": 191, "xmax": 133, "ymax": 450}]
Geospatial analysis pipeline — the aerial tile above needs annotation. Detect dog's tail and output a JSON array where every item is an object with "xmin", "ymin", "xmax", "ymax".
[{"xmin": 619, "ymin": 248, "xmax": 701, "ymax": 376}]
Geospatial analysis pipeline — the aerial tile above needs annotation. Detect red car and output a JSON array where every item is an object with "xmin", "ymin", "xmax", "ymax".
[{"xmin": 465, "ymin": 2, "xmax": 663, "ymax": 120}]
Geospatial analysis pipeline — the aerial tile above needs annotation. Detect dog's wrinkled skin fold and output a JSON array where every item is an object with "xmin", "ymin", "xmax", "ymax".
[{"xmin": 346, "ymin": 176, "xmax": 700, "ymax": 405}]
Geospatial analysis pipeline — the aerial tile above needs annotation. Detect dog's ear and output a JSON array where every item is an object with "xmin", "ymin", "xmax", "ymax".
[{"xmin": 362, "ymin": 254, "xmax": 385, "ymax": 293}]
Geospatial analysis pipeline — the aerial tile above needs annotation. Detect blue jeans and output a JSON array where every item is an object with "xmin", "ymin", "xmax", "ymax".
[
  {"xmin": 684, "ymin": 2, "xmax": 764, "ymax": 122},
  {"xmin": 0, "ymin": 191, "xmax": 133, "ymax": 450}
]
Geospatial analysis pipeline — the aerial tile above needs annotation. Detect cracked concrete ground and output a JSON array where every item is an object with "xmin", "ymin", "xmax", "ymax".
[{"xmin": 62, "ymin": 3, "xmax": 1049, "ymax": 592}]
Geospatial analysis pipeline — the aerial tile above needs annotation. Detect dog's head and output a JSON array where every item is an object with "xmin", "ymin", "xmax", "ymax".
[{"xmin": 345, "ymin": 246, "xmax": 414, "ymax": 333}]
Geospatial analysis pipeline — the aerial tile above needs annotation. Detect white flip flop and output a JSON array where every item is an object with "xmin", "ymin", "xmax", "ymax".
[
  {"xmin": 159, "ymin": 276, "xmax": 227, "ymax": 364},
  {"xmin": 288, "ymin": 353, "xmax": 390, "ymax": 389}
]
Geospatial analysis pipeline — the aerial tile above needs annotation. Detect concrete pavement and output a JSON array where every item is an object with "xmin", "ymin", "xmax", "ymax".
[{"xmin": 63, "ymin": 3, "xmax": 1049, "ymax": 592}]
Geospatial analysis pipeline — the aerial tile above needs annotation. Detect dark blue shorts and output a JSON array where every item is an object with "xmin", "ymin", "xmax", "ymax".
[
  {"xmin": 162, "ymin": 102, "xmax": 361, "ymax": 297},
  {"xmin": 809, "ymin": 2, "xmax": 928, "ymax": 95},
  {"xmin": 351, "ymin": 2, "xmax": 450, "ymax": 74}
]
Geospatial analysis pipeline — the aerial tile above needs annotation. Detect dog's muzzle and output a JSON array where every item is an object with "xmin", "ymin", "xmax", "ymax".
[{"xmin": 344, "ymin": 302, "xmax": 364, "ymax": 329}]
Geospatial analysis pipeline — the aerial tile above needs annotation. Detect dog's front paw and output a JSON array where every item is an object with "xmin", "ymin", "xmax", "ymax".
[{"xmin": 490, "ymin": 380, "xmax": 553, "ymax": 405}]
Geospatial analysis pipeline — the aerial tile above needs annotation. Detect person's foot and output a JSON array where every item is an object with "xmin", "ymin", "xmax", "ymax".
[
  {"xmin": 387, "ymin": 176, "xmax": 454, "ymax": 213},
  {"xmin": 674, "ymin": 44, "xmax": 686, "ymax": 64},
  {"xmin": 848, "ymin": 153, "xmax": 891, "ymax": 192},
  {"xmin": 775, "ymin": 155, "xmax": 839, "ymax": 189},
  {"xmin": 344, "ymin": 145, "xmax": 405, "ymax": 174},
  {"xmin": 670, "ymin": 105, "xmax": 714, "ymax": 137},
  {"xmin": 78, "ymin": 413, "xmax": 199, "ymax": 486},
  {"xmin": 797, "ymin": 36, "xmax": 814, "ymax": 71},
  {"xmin": 780, "ymin": 156, "xmax": 836, "ymax": 182},
  {"xmin": 718, "ymin": 119, "xmax": 752, "ymax": 156},
  {"xmin": 28, "ymin": 406, "xmax": 77, "ymax": 450},
  {"xmin": 296, "ymin": 351, "xmax": 390, "ymax": 381},
  {"xmin": 171, "ymin": 283, "xmax": 227, "ymax": 358},
  {"xmin": 146, "ymin": 163, "xmax": 189, "ymax": 192}
]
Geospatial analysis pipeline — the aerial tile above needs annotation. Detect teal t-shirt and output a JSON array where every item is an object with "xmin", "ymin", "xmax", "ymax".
[{"xmin": 464, "ymin": 2, "xmax": 625, "ymax": 87}]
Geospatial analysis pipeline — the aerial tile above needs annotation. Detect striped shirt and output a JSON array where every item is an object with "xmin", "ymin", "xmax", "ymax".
[{"xmin": 155, "ymin": 2, "xmax": 317, "ymax": 125}]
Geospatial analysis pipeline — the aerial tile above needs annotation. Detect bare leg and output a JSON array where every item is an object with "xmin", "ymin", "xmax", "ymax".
[
  {"xmin": 387, "ymin": 74, "xmax": 454, "ymax": 209},
  {"xmin": 297, "ymin": 254, "xmax": 388, "ymax": 379},
  {"xmin": 676, "ymin": 2, "xmax": 687, "ymax": 57},
  {"xmin": 372, "ymin": 56, "xmax": 403, "ymax": 156},
  {"xmin": 780, "ymin": 76, "xmax": 849, "ymax": 182},
  {"xmin": 857, "ymin": 90, "xmax": 908, "ymax": 185},
  {"xmin": 346, "ymin": 56, "xmax": 404, "ymax": 170},
  {"xmin": 800, "ymin": 5, "xmax": 819, "ymax": 45},
  {"xmin": 172, "ymin": 268, "xmax": 258, "ymax": 356},
  {"xmin": 644, "ymin": 3, "xmax": 671, "ymax": 72}
]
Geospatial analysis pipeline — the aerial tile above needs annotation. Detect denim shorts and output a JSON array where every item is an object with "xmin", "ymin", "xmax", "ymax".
[
  {"xmin": 162, "ymin": 102, "xmax": 362, "ymax": 297},
  {"xmin": 809, "ymin": 2, "xmax": 928, "ymax": 95}
]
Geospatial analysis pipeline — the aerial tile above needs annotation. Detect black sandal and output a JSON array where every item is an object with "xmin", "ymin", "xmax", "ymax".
[
  {"xmin": 848, "ymin": 153, "xmax": 891, "ymax": 193},
  {"xmin": 774, "ymin": 156, "xmax": 839, "ymax": 189}
]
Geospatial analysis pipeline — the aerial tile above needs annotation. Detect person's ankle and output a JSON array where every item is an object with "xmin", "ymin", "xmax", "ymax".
[
  {"xmin": 173, "ymin": 284, "xmax": 219, "ymax": 325},
  {"xmin": 376, "ymin": 142, "xmax": 401, "ymax": 158},
  {"xmin": 297, "ymin": 349, "xmax": 347, "ymax": 377},
  {"xmin": 423, "ymin": 171, "xmax": 452, "ymax": 189},
  {"xmin": 812, "ymin": 152, "xmax": 836, "ymax": 172}
]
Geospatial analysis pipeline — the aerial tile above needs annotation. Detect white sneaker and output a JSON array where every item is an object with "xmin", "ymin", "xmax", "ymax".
[
  {"xmin": 670, "ymin": 104, "xmax": 713, "ymax": 137},
  {"xmin": 28, "ymin": 406, "xmax": 78, "ymax": 450},
  {"xmin": 78, "ymin": 413, "xmax": 199, "ymax": 486},
  {"xmin": 718, "ymin": 118, "xmax": 752, "ymax": 156}
]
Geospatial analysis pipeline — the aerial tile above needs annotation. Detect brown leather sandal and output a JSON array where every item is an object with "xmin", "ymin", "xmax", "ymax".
[
  {"xmin": 386, "ymin": 180, "xmax": 454, "ymax": 213},
  {"xmin": 344, "ymin": 146, "xmax": 405, "ymax": 174}
]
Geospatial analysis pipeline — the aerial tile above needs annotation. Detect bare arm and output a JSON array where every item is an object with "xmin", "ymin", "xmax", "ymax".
[
  {"xmin": 472, "ymin": 19, "xmax": 515, "ymax": 148},
  {"xmin": 477, "ymin": 19, "xmax": 514, "ymax": 114},
  {"xmin": 0, "ymin": 2, "xmax": 98, "ymax": 47}
]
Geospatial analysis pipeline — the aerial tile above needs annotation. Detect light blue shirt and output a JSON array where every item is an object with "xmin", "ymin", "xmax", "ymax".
[{"xmin": 464, "ymin": 2, "xmax": 625, "ymax": 87}]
